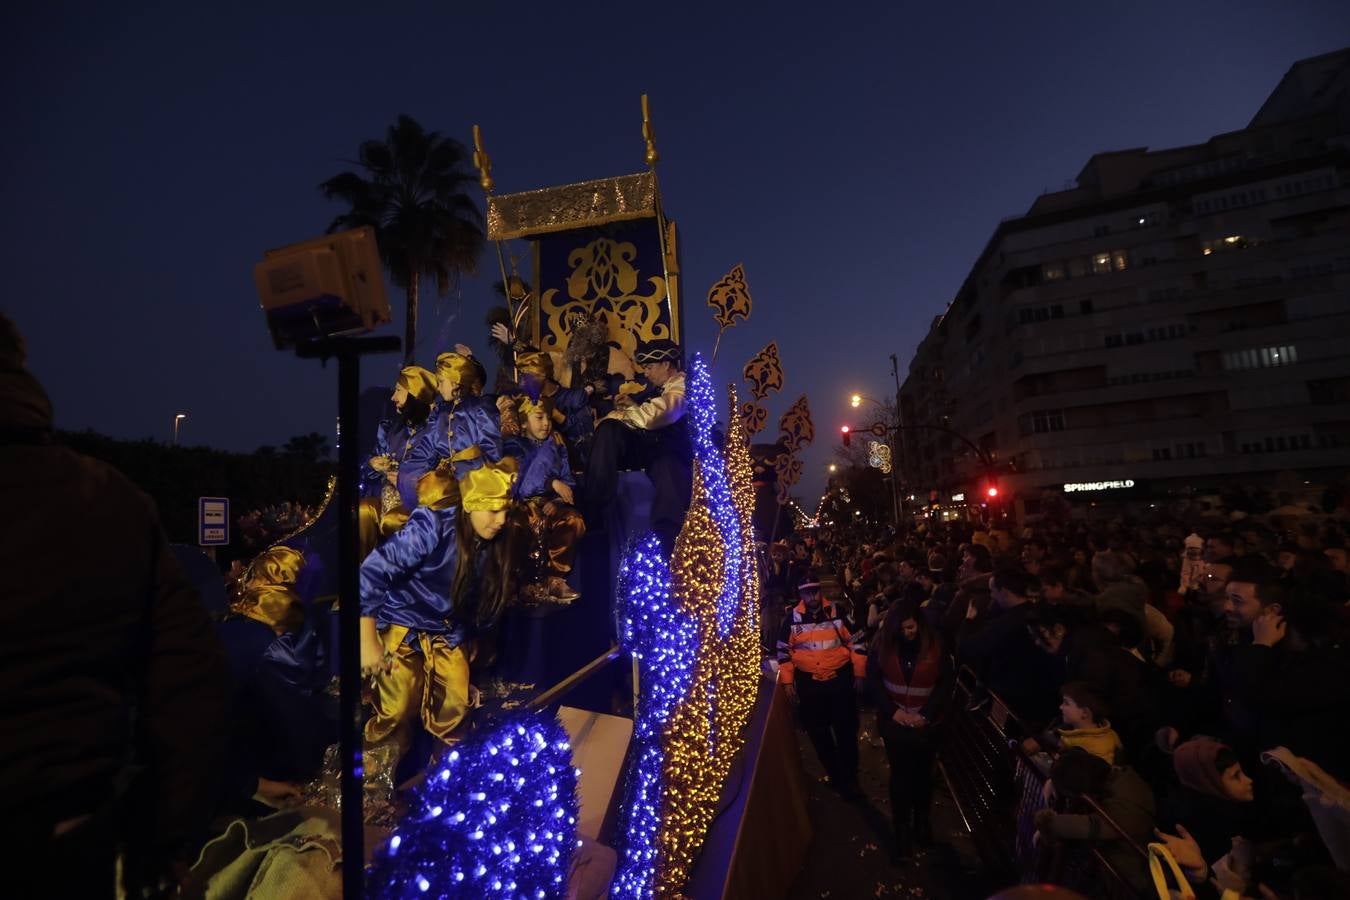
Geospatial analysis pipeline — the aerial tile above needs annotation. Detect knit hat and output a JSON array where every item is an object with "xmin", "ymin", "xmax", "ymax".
[{"xmin": 1173, "ymin": 737, "xmax": 1232, "ymax": 800}]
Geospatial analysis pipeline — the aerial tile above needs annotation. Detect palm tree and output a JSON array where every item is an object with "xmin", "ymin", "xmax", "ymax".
[{"xmin": 319, "ymin": 115, "xmax": 485, "ymax": 364}]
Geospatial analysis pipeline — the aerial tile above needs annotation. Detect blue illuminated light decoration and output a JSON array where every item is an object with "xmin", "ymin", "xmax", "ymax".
[
  {"xmin": 610, "ymin": 353, "xmax": 762, "ymax": 897},
  {"xmin": 612, "ymin": 534, "xmax": 694, "ymax": 899},
  {"xmin": 683, "ymin": 352, "xmax": 743, "ymax": 638},
  {"xmin": 367, "ymin": 711, "xmax": 580, "ymax": 899}
]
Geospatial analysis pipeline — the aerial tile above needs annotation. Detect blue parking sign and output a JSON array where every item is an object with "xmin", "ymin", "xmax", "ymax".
[{"xmin": 199, "ymin": 497, "xmax": 230, "ymax": 546}]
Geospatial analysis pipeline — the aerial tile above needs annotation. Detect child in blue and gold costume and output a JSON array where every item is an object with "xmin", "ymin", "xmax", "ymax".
[
  {"xmin": 425, "ymin": 350, "xmax": 503, "ymax": 478},
  {"xmin": 502, "ymin": 388, "xmax": 585, "ymax": 604},
  {"xmin": 511, "ymin": 348, "xmax": 592, "ymax": 465},
  {"xmin": 359, "ymin": 365, "xmax": 440, "ymax": 554},
  {"xmin": 358, "ymin": 457, "xmax": 519, "ymax": 764},
  {"xmin": 217, "ymin": 545, "xmax": 334, "ymax": 808}
]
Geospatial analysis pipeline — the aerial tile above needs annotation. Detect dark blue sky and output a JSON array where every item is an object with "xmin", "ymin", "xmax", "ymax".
[{"xmin": 3, "ymin": 2, "xmax": 1345, "ymax": 504}]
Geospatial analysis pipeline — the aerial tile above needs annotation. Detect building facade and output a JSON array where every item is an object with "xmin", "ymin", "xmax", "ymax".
[{"xmin": 897, "ymin": 49, "xmax": 1350, "ymax": 516}]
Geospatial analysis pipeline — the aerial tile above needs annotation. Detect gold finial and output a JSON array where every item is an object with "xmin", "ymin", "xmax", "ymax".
[
  {"xmin": 472, "ymin": 123, "xmax": 494, "ymax": 193},
  {"xmin": 641, "ymin": 94, "xmax": 659, "ymax": 167}
]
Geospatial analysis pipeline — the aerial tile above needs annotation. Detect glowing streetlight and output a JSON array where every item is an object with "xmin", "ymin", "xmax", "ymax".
[
  {"xmin": 173, "ymin": 413, "xmax": 187, "ymax": 446},
  {"xmin": 850, "ymin": 393, "xmax": 862, "ymax": 408},
  {"xmin": 828, "ymin": 463, "xmax": 838, "ymax": 473}
]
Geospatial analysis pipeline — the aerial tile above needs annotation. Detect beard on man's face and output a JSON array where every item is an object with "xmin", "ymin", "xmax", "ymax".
[{"xmin": 399, "ymin": 394, "xmax": 432, "ymax": 426}]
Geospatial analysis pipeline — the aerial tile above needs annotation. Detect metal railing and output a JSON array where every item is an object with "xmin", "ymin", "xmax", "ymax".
[{"xmin": 938, "ymin": 665, "xmax": 1151, "ymax": 899}]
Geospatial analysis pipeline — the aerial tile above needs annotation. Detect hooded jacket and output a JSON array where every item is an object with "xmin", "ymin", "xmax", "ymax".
[{"xmin": 0, "ymin": 355, "xmax": 231, "ymax": 863}]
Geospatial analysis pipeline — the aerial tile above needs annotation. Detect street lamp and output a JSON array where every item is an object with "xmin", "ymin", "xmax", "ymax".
[
  {"xmin": 844, "ymin": 392, "xmax": 900, "ymax": 526},
  {"xmin": 828, "ymin": 463, "xmax": 838, "ymax": 473},
  {"xmin": 173, "ymin": 413, "xmax": 187, "ymax": 446}
]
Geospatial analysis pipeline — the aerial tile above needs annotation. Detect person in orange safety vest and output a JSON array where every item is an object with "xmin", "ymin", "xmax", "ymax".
[{"xmin": 777, "ymin": 571, "xmax": 867, "ymax": 798}]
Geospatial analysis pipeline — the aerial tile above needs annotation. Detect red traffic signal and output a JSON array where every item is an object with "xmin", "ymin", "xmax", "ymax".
[
  {"xmin": 986, "ymin": 485, "xmax": 999, "ymax": 499},
  {"xmin": 840, "ymin": 425, "xmax": 851, "ymax": 447}
]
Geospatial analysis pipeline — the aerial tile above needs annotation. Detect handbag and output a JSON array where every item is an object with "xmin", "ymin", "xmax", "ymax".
[
  {"xmin": 1148, "ymin": 841, "xmax": 1196, "ymax": 899},
  {"xmin": 1147, "ymin": 842, "xmax": 1240, "ymax": 900}
]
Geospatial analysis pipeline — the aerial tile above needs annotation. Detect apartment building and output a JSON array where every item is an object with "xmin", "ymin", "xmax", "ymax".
[{"xmin": 898, "ymin": 49, "xmax": 1350, "ymax": 514}]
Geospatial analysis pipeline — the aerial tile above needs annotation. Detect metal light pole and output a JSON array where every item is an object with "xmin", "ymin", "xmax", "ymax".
[
  {"xmin": 173, "ymin": 413, "xmax": 187, "ymax": 446},
  {"xmin": 848, "ymin": 392, "xmax": 902, "ymax": 528}
]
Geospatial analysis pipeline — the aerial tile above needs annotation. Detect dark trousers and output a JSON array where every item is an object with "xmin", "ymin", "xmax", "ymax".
[
  {"xmin": 879, "ymin": 713, "xmax": 938, "ymax": 843},
  {"xmin": 797, "ymin": 667, "xmax": 859, "ymax": 787},
  {"xmin": 582, "ymin": 419, "xmax": 691, "ymax": 546}
]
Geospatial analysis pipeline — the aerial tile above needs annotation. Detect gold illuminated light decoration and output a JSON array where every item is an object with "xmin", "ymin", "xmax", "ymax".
[
  {"xmin": 651, "ymin": 370, "xmax": 761, "ymax": 897},
  {"xmin": 626, "ymin": 256, "xmax": 763, "ymax": 895}
]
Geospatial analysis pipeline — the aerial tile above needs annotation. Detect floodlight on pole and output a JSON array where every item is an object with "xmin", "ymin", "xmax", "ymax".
[{"xmin": 173, "ymin": 413, "xmax": 187, "ymax": 446}]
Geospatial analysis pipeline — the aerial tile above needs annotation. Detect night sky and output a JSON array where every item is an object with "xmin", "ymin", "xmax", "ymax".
[{"xmin": 3, "ymin": 3, "xmax": 1346, "ymax": 505}]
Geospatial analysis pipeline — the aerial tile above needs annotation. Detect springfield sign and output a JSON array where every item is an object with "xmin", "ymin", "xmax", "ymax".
[{"xmin": 1063, "ymin": 479, "xmax": 1135, "ymax": 493}]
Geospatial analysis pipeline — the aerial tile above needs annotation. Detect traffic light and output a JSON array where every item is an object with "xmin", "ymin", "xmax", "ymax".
[
  {"xmin": 984, "ymin": 480, "xmax": 1000, "ymax": 499},
  {"xmin": 840, "ymin": 425, "xmax": 851, "ymax": 447}
]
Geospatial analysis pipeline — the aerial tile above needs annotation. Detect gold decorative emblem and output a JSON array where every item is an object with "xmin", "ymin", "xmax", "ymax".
[
  {"xmin": 740, "ymin": 401, "xmax": 768, "ymax": 436},
  {"xmin": 486, "ymin": 172, "xmax": 658, "ymax": 241},
  {"xmin": 706, "ymin": 264, "xmax": 752, "ymax": 330},
  {"xmin": 774, "ymin": 452, "xmax": 803, "ymax": 487},
  {"xmin": 774, "ymin": 454, "xmax": 803, "ymax": 506},
  {"xmin": 777, "ymin": 395, "xmax": 814, "ymax": 453},
  {"xmin": 742, "ymin": 342, "xmax": 784, "ymax": 400},
  {"xmin": 538, "ymin": 236, "xmax": 669, "ymax": 360}
]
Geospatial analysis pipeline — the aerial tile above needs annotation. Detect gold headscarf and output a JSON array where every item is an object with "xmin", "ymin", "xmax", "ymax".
[
  {"xmin": 247, "ymin": 546, "xmax": 304, "ymax": 588},
  {"xmin": 435, "ymin": 352, "xmax": 484, "ymax": 396},
  {"xmin": 515, "ymin": 350, "xmax": 554, "ymax": 380},
  {"xmin": 396, "ymin": 365, "xmax": 438, "ymax": 404},
  {"xmin": 415, "ymin": 461, "xmax": 462, "ymax": 511},
  {"xmin": 233, "ymin": 586, "xmax": 305, "ymax": 633},
  {"xmin": 233, "ymin": 546, "xmax": 306, "ymax": 632},
  {"xmin": 460, "ymin": 458, "xmax": 518, "ymax": 512}
]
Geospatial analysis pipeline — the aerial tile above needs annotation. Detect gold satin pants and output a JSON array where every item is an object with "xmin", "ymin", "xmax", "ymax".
[
  {"xmin": 523, "ymin": 498, "xmax": 586, "ymax": 576},
  {"xmin": 363, "ymin": 624, "xmax": 470, "ymax": 758}
]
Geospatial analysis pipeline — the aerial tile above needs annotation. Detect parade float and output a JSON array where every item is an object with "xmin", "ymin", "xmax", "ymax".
[{"xmin": 250, "ymin": 97, "xmax": 815, "ymax": 898}]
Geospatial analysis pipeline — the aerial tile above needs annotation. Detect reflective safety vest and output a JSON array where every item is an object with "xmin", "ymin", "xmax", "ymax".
[
  {"xmin": 777, "ymin": 599, "xmax": 866, "ymax": 684},
  {"xmin": 880, "ymin": 643, "xmax": 941, "ymax": 713}
]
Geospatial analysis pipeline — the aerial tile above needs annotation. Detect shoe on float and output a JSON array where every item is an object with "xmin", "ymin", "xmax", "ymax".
[
  {"xmin": 547, "ymin": 576, "xmax": 581, "ymax": 603},
  {"xmin": 520, "ymin": 583, "xmax": 550, "ymax": 605}
]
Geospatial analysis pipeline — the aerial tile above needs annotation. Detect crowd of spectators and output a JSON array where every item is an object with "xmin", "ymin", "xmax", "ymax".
[
  {"xmin": 774, "ymin": 505, "xmax": 1350, "ymax": 897},
  {"xmin": 235, "ymin": 500, "xmax": 319, "ymax": 551}
]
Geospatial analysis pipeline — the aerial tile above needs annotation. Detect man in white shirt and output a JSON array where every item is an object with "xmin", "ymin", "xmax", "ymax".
[{"xmin": 580, "ymin": 338, "xmax": 692, "ymax": 549}]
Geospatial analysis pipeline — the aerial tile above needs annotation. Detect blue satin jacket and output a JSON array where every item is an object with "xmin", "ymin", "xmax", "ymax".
[
  {"xmin": 552, "ymin": 385, "xmax": 592, "ymax": 448},
  {"xmin": 359, "ymin": 505, "xmax": 468, "ymax": 645},
  {"xmin": 362, "ymin": 414, "xmax": 438, "ymax": 510},
  {"xmin": 216, "ymin": 616, "xmax": 334, "ymax": 786},
  {"xmin": 504, "ymin": 433, "xmax": 575, "ymax": 500},
  {"xmin": 420, "ymin": 395, "xmax": 504, "ymax": 479}
]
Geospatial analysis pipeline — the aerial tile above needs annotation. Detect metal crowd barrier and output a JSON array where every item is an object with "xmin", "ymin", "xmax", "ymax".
[{"xmin": 938, "ymin": 665, "xmax": 1151, "ymax": 899}]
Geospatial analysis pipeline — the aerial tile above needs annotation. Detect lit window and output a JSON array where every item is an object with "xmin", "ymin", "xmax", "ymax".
[
  {"xmin": 1043, "ymin": 262, "xmax": 1065, "ymax": 281},
  {"xmin": 1113, "ymin": 250, "xmax": 1129, "ymax": 271},
  {"xmin": 1092, "ymin": 253, "xmax": 1112, "ymax": 274}
]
